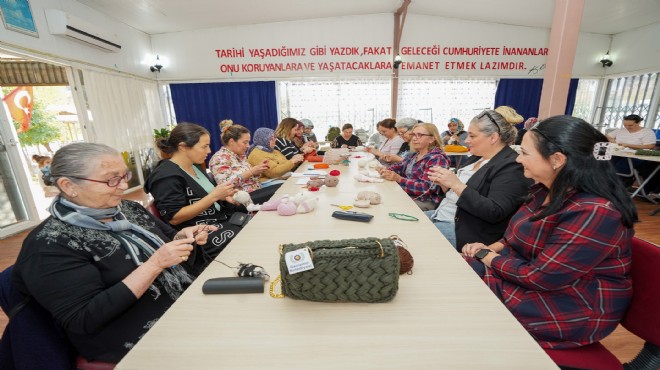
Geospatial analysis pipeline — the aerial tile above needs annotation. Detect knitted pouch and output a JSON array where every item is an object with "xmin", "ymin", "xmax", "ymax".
[{"xmin": 275, "ymin": 237, "xmax": 400, "ymax": 303}]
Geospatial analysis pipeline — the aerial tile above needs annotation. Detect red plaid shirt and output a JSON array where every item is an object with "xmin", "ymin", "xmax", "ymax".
[
  {"xmin": 483, "ymin": 184, "xmax": 633, "ymax": 348},
  {"xmin": 388, "ymin": 147, "xmax": 450, "ymax": 205}
]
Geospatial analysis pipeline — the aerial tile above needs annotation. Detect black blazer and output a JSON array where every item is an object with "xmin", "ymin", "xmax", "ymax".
[{"xmin": 454, "ymin": 146, "xmax": 533, "ymax": 250}]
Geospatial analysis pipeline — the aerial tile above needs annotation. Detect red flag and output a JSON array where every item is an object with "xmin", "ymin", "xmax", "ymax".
[{"xmin": 3, "ymin": 86, "xmax": 34, "ymax": 132}]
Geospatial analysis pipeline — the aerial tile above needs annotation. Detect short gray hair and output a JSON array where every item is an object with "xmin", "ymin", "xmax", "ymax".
[
  {"xmin": 45, "ymin": 143, "xmax": 119, "ymax": 187},
  {"xmin": 395, "ymin": 117, "xmax": 417, "ymax": 130}
]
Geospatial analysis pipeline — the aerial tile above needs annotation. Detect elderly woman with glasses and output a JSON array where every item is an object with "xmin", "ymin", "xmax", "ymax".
[
  {"xmin": 427, "ymin": 110, "xmax": 532, "ymax": 248},
  {"xmin": 12, "ymin": 142, "xmax": 216, "ymax": 363},
  {"xmin": 378, "ymin": 123, "xmax": 450, "ymax": 211}
]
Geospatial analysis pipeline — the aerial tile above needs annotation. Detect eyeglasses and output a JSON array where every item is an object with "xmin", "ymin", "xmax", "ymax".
[
  {"xmin": 410, "ymin": 132, "xmax": 433, "ymax": 139},
  {"xmin": 397, "ymin": 129, "xmax": 409, "ymax": 136},
  {"xmin": 68, "ymin": 172, "xmax": 132, "ymax": 187},
  {"xmin": 478, "ymin": 111, "xmax": 501, "ymax": 134}
]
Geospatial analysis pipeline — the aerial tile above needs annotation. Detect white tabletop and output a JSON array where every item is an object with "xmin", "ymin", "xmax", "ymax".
[{"xmin": 116, "ymin": 155, "xmax": 557, "ymax": 370}]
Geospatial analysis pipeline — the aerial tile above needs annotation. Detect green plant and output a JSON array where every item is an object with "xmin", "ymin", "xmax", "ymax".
[
  {"xmin": 153, "ymin": 127, "xmax": 172, "ymax": 140},
  {"xmin": 12, "ymin": 99, "xmax": 62, "ymax": 153}
]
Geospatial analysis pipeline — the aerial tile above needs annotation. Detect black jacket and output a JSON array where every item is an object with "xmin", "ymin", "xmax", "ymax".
[{"xmin": 454, "ymin": 146, "xmax": 533, "ymax": 250}]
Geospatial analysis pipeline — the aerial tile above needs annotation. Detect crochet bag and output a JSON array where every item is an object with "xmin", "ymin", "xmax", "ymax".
[{"xmin": 274, "ymin": 237, "xmax": 400, "ymax": 303}]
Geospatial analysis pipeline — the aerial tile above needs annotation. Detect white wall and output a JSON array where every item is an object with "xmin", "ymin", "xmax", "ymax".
[
  {"xmin": 609, "ymin": 22, "xmax": 660, "ymax": 76},
  {"xmin": 0, "ymin": 0, "xmax": 152, "ymax": 78},
  {"xmin": 151, "ymin": 13, "xmax": 616, "ymax": 81}
]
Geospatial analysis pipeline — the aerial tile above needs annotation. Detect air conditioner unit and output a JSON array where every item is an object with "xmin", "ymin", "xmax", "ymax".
[{"xmin": 45, "ymin": 9, "xmax": 122, "ymax": 53}]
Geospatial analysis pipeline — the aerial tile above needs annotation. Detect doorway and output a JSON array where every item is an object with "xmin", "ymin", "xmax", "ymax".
[{"xmin": 0, "ymin": 51, "xmax": 83, "ymax": 238}]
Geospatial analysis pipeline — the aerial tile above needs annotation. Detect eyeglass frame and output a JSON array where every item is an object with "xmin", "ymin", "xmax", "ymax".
[
  {"xmin": 477, "ymin": 111, "xmax": 501, "ymax": 134},
  {"xmin": 397, "ymin": 128, "xmax": 410, "ymax": 136},
  {"xmin": 67, "ymin": 172, "xmax": 133, "ymax": 187},
  {"xmin": 410, "ymin": 132, "xmax": 433, "ymax": 139}
]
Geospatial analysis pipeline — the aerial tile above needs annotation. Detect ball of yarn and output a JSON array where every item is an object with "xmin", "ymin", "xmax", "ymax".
[
  {"xmin": 398, "ymin": 246, "xmax": 414, "ymax": 274},
  {"xmin": 261, "ymin": 197, "xmax": 283, "ymax": 211},
  {"xmin": 329, "ymin": 170, "xmax": 341, "ymax": 176},
  {"xmin": 357, "ymin": 159, "xmax": 368, "ymax": 168},
  {"xmin": 357, "ymin": 191, "xmax": 381, "ymax": 205},
  {"xmin": 324, "ymin": 175, "xmax": 339, "ymax": 187},
  {"xmin": 276, "ymin": 199, "xmax": 297, "ymax": 216},
  {"xmin": 353, "ymin": 199, "xmax": 370, "ymax": 208},
  {"xmin": 307, "ymin": 179, "xmax": 324, "ymax": 188},
  {"xmin": 233, "ymin": 190, "xmax": 251, "ymax": 206}
]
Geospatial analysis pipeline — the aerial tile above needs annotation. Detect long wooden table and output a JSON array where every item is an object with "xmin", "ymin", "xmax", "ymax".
[{"xmin": 117, "ymin": 152, "xmax": 557, "ymax": 369}]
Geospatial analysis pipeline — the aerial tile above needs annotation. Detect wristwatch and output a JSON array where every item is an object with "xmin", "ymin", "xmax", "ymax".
[{"xmin": 475, "ymin": 248, "xmax": 493, "ymax": 261}]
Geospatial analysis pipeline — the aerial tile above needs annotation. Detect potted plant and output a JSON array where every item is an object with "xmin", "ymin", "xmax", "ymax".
[{"xmin": 153, "ymin": 126, "xmax": 172, "ymax": 159}]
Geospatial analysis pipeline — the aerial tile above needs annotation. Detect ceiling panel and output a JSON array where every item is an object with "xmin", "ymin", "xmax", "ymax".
[{"xmin": 75, "ymin": 0, "xmax": 660, "ymax": 35}]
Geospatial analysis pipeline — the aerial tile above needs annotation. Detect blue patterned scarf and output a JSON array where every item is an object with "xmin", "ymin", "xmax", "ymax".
[{"xmin": 48, "ymin": 196, "xmax": 192, "ymax": 300}]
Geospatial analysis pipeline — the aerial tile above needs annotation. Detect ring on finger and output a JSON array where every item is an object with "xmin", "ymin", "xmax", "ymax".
[{"xmin": 180, "ymin": 256, "xmax": 188, "ymax": 262}]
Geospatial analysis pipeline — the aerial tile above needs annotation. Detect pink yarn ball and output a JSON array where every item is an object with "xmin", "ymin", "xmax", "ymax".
[{"xmin": 277, "ymin": 200, "xmax": 297, "ymax": 216}]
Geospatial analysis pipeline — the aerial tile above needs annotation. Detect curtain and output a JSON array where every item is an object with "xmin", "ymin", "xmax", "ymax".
[
  {"xmin": 169, "ymin": 81, "xmax": 277, "ymax": 156},
  {"xmin": 494, "ymin": 78, "xmax": 579, "ymax": 126},
  {"xmin": 82, "ymin": 70, "xmax": 164, "ymax": 186}
]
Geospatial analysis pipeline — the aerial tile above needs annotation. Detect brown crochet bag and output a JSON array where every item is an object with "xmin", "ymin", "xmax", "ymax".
[{"xmin": 271, "ymin": 237, "xmax": 400, "ymax": 303}]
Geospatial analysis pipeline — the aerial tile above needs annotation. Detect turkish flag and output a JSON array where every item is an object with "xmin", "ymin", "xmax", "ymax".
[{"xmin": 3, "ymin": 86, "xmax": 34, "ymax": 133}]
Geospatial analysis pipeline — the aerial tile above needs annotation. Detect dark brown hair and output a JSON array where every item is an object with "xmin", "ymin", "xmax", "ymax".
[
  {"xmin": 156, "ymin": 123, "xmax": 209, "ymax": 155},
  {"xmin": 377, "ymin": 118, "xmax": 397, "ymax": 130},
  {"xmin": 220, "ymin": 120, "xmax": 250, "ymax": 145},
  {"xmin": 341, "ymin": 123, "xmax": 353, "ymax": 131}
]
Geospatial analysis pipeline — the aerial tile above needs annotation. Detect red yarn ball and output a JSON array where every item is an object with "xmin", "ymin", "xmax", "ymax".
[{"xmin": 329, "ymin": 170, "xmax": 341, "ymax": 176}]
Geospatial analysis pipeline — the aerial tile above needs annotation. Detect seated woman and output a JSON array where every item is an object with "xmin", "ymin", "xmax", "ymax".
[
  {"xmin": 606, "ymin": 114, "xmax": 656, "ymax": 186},
  {"xmin": 440, "ymin": 118, "xmax": 468, "ymax": 146},
  {"xmin": 378, "ymin": 123, "xmax": 449, "ymax": 211},
  {"xmin": 330, "ymin": 123, "xmax": 363, "ymax": 148},
  {"xmin": 427, "ymin": 110, "xmax": 532, "ymax": 249},
  {"xmin": 379, "ymin": 117, "xmax": 416, "ymax": 164},
  {"xmin": 145, "ymin": 123, "xmax": 243, "ymax": 272},
  {"xmin": 463, "ymin": 116, "xmax": 635, "ymax": 349},
  {"xmin": 13, "ymin": 142, "xmax": 215, "ymax": 363},
  {"xmin": 247, "ymin": 127, "xmax": 303, "ymax": 183},
  {"xmin": 274, "ymin": 118, "xmax": 315, "ymax": 160},
  {"xmin": 367, "ymin": 118, "xmax": 405, "ymax": 165},
  {"xmin": 300, "ymin": 119, "xmax": 319, "ymax": 148},
  {"xmin": 208, "ymin": 121, "xmax": 279, "ymax": 204},
  {"xmin": 514, "ymin": 117, "xmax": 537, "ymax": 145}
]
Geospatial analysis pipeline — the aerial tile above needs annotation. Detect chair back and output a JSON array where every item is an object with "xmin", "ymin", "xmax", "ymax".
[
  {"xmin": 621, "ymin": 237, "xmax": 660, "ymax": 345},
  {"xmin": 145, "ymin": 201, "xmax": 163, "ymax": 221}
]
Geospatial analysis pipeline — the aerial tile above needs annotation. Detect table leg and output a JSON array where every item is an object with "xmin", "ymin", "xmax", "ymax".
[{"xmin": 629, "ymin": 160, "xmax": 660, "ymax": 204}]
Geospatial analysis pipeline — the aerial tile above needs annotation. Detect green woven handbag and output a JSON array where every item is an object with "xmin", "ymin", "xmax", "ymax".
[{"xmin": 275, "ymin": 237, "xmax": 400, "ymax": 303}]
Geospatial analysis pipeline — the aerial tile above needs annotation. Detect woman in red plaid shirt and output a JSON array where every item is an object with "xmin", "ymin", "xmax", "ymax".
[
  {"xmin": 378, "ymin": 123, "xmax": 450, "ymax": 211},
  {"xmin": 463, "ymin": 116, "xmax": 636, "ymax": 349}
]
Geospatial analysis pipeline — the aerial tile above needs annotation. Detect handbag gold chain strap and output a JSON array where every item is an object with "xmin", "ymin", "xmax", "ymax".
[{"xmin": 269, "ymin": 275, "xmax": 284, "ymax": 298}]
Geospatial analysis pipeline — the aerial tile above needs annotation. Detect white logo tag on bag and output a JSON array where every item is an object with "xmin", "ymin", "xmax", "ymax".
[{"xmin": 285, "ymin": 248, "xmax": 314, "ymax": 274}]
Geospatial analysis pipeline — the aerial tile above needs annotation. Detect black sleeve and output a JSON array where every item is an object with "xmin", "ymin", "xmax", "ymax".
[
  {"xmin": 149, "ymin": 176, "xmax": 189, "ymax": 223},
  {"xmin": 18, "ymin": 235, "xmax": 138, "ymax": 335},
  {"xmin": 456, "ymin": 162, "xmax": 531, "ymax": 223}
]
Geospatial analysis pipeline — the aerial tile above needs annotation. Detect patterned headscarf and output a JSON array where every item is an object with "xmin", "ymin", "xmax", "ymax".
[
  {"xmin": 524, "ymin": 117, "xmax": 538, "ymax": 130},
  {"xmin": 247, "ymin": 127, "xmax": 275, "ymax": 156},
  {"xmin": 449, "ymin": 118, "xmax": 464, "ymax": 132}
]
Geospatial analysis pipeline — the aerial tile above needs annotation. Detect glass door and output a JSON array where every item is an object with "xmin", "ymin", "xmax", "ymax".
[{"xmin": 0, "ymin": 112, "xmax": 39, "ymax": 238}]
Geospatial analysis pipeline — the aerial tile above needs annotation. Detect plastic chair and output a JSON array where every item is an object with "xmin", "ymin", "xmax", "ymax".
[{"xmin": 544, "ymin": 237, "xmax": 660, "ymax": 370}]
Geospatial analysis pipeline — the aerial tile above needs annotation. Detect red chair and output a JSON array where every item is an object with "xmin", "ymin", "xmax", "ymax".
[
  {"xmin": 544, "ymin": 237, "xmax": 660, "ymax": 370},
  {"xmin": 145, "ymin": 200, "xmax": 163, "ymax": 221}
]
